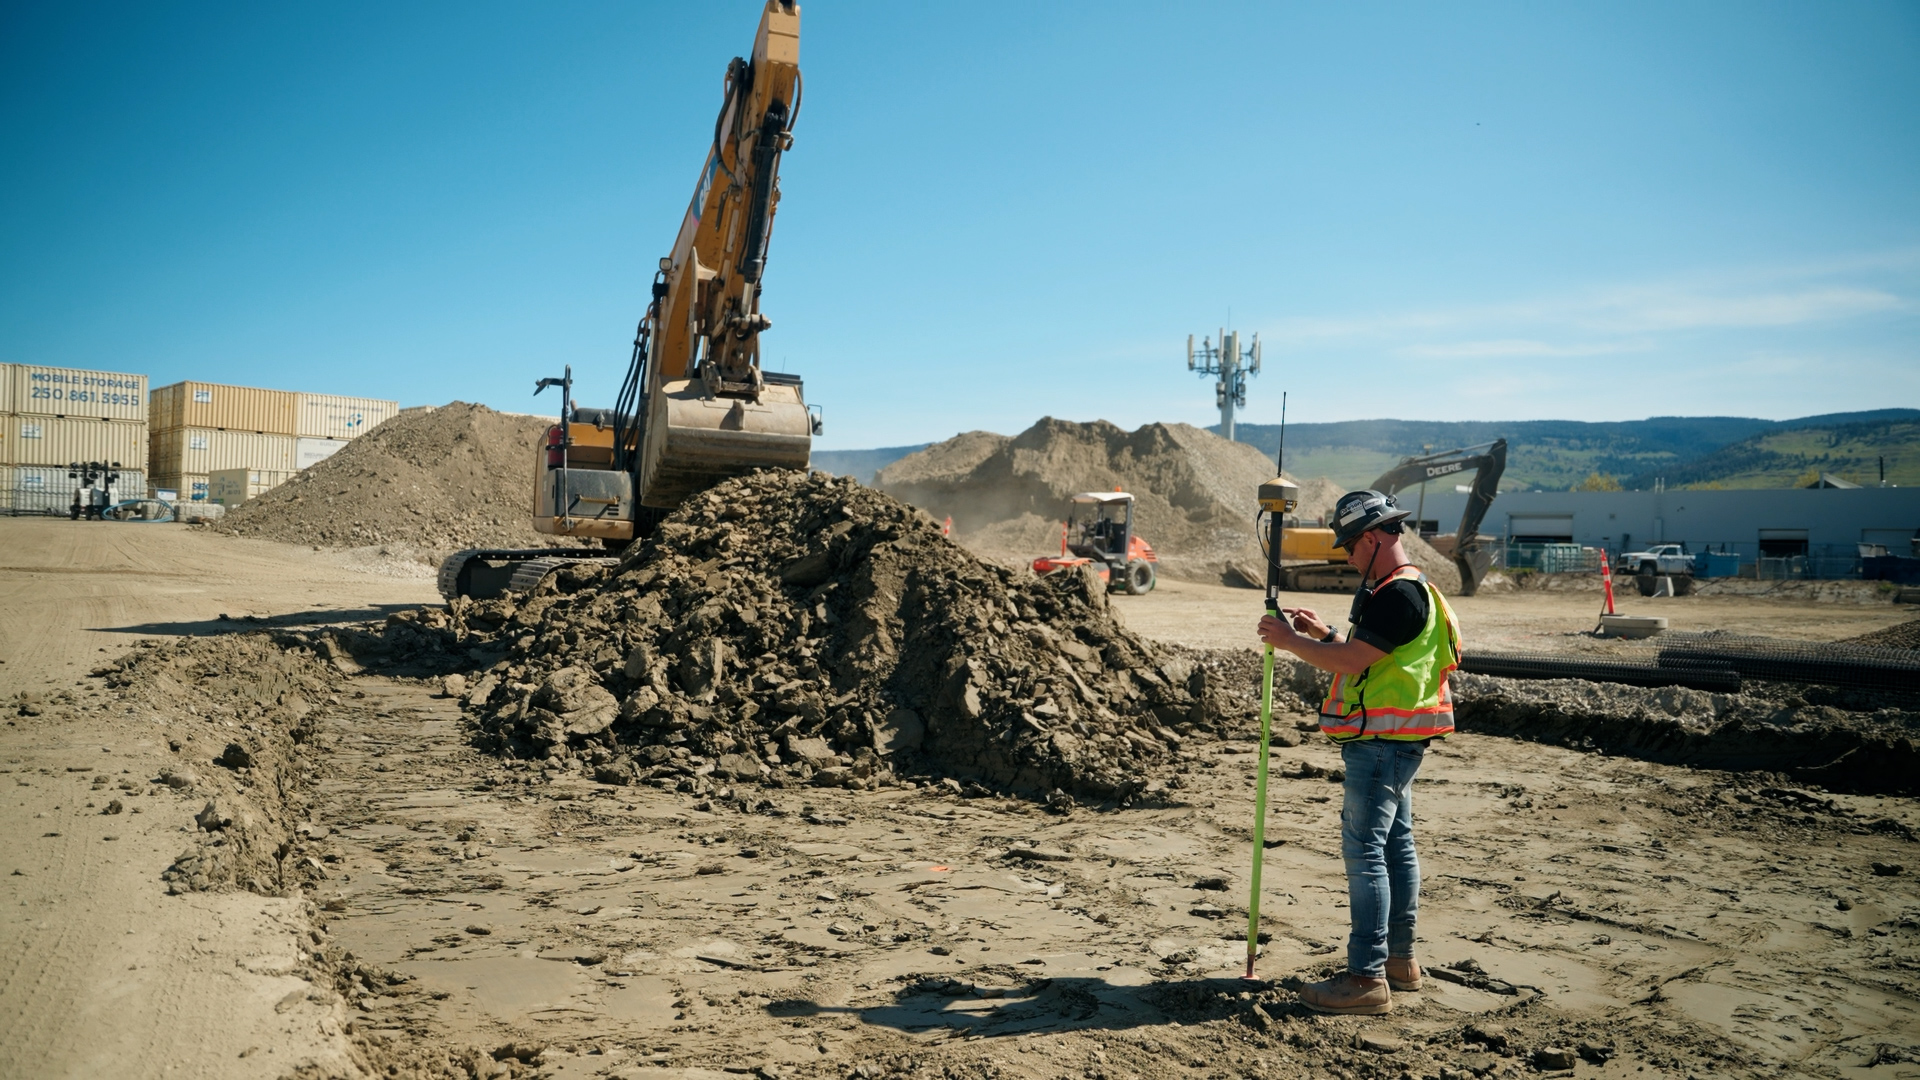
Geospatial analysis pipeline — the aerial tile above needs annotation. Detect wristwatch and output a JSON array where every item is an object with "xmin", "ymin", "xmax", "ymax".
[{"xmin": 1320, "ymin": 629, "xmax": 1338, "ymax": 643}]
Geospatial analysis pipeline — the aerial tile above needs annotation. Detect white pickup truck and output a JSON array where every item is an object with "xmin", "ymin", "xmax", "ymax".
[{"xmin": 1620, "ymin": 543, "xmax": 1693, "ymax": 576}]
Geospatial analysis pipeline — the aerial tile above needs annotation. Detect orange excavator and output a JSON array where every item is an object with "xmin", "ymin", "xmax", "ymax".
[{"xmin": 441, "ymin": 2, "xmax": 816, "ymax": 599}]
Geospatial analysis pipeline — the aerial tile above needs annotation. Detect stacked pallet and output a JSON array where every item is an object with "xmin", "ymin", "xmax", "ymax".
[
  {"xmin": 0, "ymin": 363, "xmax": 149, "ymax": 514},
  {"xmin": 149, "ymin": 383, "xmax": 396, "ymax": 504}
]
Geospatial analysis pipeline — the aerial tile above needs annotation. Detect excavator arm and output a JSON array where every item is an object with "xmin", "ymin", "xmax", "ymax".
[
  {"xmin": 625, "ymin": 0, "xmax": 813, "ymax": 509},
  {"xmin": 441, "ymin": 2, "xmax": 815, "ymax": 600},
  {"xmin": 1371, "ymin": 439, "xmax": 1508, "ymax": 595}
]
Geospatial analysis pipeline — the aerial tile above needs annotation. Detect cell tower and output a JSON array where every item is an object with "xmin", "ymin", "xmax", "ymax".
[{"xmin": 1186, "ymin": 330, "xmax": 1261, "ymax": 441}]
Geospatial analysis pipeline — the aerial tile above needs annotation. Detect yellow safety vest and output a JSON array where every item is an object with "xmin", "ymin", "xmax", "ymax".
[{"xmin": 1319, "ymin": 565, "xmax": 1462, "ymax": 742}]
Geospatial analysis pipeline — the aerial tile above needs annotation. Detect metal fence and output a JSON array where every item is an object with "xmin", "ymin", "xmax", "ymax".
[
  {"xmin": 1503, "ymin": 542, "xmax": 1603, "ymax": 574},
  {"xmin": 1755, "ymin": 554, "xmax": 1870, "ymax": 581},
  {"xmin": 3, "ymin": 486, "xmax": 78, "ymax": 516},
  {"xmin": 1497, "ymin": 540, "xmax": 1891, "ymax": 581}
]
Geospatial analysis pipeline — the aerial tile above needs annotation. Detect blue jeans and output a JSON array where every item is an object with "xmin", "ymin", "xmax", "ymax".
[{"xmin": 1339, "ymin": 738, "xmax": 1426, "ymax": 978}]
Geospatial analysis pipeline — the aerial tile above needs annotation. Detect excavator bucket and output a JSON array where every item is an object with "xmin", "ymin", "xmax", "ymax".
[{"xmin": 636, "ymin": 375, "xmax": 812, "ymax": 509}]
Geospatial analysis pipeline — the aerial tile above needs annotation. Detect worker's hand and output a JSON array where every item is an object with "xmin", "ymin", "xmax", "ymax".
[
  {"xmin": 1281, "ymin": 607, "xmax": 1329, "ymax": 639},
  {"xmin": 1257, "ymin": 614, "xmax": 1301, "ymax": 650}
]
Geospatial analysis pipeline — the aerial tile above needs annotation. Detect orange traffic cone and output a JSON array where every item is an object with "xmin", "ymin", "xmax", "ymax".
[{"xmin": 1600, "ymin": 550, "xmax": 1618, "ymax": 617}]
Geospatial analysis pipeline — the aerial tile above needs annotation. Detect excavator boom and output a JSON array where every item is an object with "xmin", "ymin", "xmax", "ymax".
[
  {"xmin": 1269, "ymin": 438, "xmax": 1508, "ymax": 597},
  {"xmin": 1372, "ymin": 439, "xmax": 1508, "ymax": 595},
  {"xmin": 634, "ymin": 0, "xmax": 812, "ymax": 509},
  {"xmin": 436, "ymin": 2, "xmax": 816, "ymax": 601}
]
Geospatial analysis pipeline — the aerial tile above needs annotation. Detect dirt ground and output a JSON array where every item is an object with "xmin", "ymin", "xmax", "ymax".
[{"xmin": 3, "ymin": 518, "xmax": 1919, "ymax": 1079}]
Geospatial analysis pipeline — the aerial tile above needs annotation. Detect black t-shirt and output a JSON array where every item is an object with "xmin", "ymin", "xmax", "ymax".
[{"xmin": 1351, "ymin": 578, "xmax": 1430, "ymax": 653}]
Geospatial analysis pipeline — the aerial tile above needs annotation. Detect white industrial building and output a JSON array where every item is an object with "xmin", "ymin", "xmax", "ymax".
[{"xmin": 1412, "ymin": 486, "xmax": 1920, "ymax": 567}]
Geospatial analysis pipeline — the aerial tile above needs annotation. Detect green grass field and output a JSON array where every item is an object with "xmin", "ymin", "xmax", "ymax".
[{"xmin": 1624, "ymin": 420, "xmax": 1920, "ymax": 489}]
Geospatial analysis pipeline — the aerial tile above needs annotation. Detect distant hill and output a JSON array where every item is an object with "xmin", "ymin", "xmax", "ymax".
[
  {"xmin": 1619, "ymin": 415, "xmax": 1920, "ymax": 489},
  {"xmin": 811, "ymin": 444, "xmax": 928, "ymax": 484},
  {"xmin": 1219, "ymin": 409, "xmax": 1920, "ymax": 491}
]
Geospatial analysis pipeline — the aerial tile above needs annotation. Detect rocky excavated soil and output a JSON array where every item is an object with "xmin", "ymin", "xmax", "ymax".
[
  {"xmin": 1449, "ymin": 669, "xmax": 1920, "ymax": 797},
  {"xmin": 221, "ymin": 402, "xmax": 582, "ymax": 556},
  {"xmin": 87, "ymin": 634, "xmax": 341, "ymax": 896},
  {"xmin": 307, "ymin": 470, "xmax": 1269, "ymax": 802},
  {"xmin": 1846, "ymin": 616, "xmax": 1920, "ymax": 651},
  {"xmin": 874, "ymin": 418, "xmax": 1460, "ymax": 590}
]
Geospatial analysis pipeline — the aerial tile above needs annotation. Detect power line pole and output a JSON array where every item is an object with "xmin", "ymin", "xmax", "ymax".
[{"xmin": 1186, "ymin": 330, "xmax": 1261, "ymax": 442}]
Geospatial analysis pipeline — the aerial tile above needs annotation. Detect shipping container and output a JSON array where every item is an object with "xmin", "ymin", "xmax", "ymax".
[
  {"xmin": 152, "ymin": 473, "xmax": 210, "ymax": 502},
  {"xmin": 0, "ymin": 364, "xmax": 12, "ymax": 414},
  {"xmin": 3, "ymin": 465, "xmax": 146, "ymax": 515},
  {"xmin": 295, "ymin": 436, "xmax": 348, "ymax": 469},
  {"xmin": 208, "ymin": 468, "xmax": 294, "ymax": 506},
  {"xmin": 294, "ymin": 393, "xmax": 398, "ymax": 440},
  {"xmin": 149, "ymin": 381, "xmax": 296, "ymax": 435},
  {"xmin": 9, "ymin": 365, "xmax": 148, "ymax": 422},
  {"xmin": 7, "ymin": 415, "xmax": 148, "ymax": 469},
  {"xmin": 150, "ymin": 427, "xmax": 293, "ymax": 476}
]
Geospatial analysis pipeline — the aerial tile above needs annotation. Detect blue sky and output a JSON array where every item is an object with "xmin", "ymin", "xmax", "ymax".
[{"xmin": 2, "ymin": 2, "xmax": 1915, "ymax": 449}]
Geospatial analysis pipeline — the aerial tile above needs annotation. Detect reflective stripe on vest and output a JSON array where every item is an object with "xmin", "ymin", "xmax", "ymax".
[{"xmin": 1319, "ymin": 566, "xmax": 1462, "ymax": 742}]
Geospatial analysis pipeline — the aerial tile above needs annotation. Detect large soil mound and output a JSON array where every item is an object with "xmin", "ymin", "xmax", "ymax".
[
  {"xmin": 874, "ymin": 419, "xmax": 1281, "ymax": 584},
  {"xmin": 326, "ymin": 470, "xmax": 1262, "ymax": 802},
  {"xmin": 222, "ymin": 403, "xmax": 569, "ymax": 555},
  {"xmin": 873, "ymin": 418, "xmax": 1450, "ymax": 589}
]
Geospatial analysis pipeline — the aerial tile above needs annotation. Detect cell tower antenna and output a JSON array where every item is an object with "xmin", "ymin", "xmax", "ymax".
[{"xmin": 1184, "ymin": 329, "xmax": 1261, "ymax": 441}]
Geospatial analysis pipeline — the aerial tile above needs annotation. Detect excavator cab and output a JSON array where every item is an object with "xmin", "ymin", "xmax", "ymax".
[{"xmin": 1032, "ymin": 492, "xmax": 1158, "ymax": 595}]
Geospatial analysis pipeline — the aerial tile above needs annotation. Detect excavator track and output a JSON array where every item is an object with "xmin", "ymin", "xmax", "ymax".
[
  {"xmin": 506, "ymin": 556, "xmax": 618, "ymax": 595},
  {"xmin": 437, "ymin": 548, "xmax": 616, "ymax": 602}
]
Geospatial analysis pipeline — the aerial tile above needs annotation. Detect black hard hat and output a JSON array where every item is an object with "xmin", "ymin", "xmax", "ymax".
[{"xmin": 1330, "ymin": 489, "xmax": 1411, "ymax": 550}]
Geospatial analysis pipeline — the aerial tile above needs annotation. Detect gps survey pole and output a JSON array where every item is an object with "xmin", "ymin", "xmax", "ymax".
[{"xmin": 1246, "ymin": 393, "xmax": 1298, "ymax": 979}]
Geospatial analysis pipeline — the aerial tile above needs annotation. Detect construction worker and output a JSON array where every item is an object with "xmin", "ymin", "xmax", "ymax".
[{"xmin": 1256, "ymin": 489, "xmax": 1462, "ymax": 1015}]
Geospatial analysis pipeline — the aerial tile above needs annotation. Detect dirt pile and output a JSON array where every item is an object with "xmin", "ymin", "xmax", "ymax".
[
  {"xmin": 87, "ymin": 634, "xmax": 338, "ymax": 894},
  {"xmin": 874, "ymin": 419, "xmax": 1282, "ymax": 584},
  {"xmin": 1450, "ymin": 670, "xmax": 1920, "ymax": 796},
  {"xmin": 332, "ymin": 470, "xmax": 1260, "ymax": 801},
  {"xmin": 1845, "ymin": 617, "xmax": 1920, "ymax": 650},
  {"xmin": 221, "ymin": 402, "xmax": 574, "ymax": 556},
  {"xmin": 875, "ymin": 419, "xmax": 1458, "ymax": 590}
]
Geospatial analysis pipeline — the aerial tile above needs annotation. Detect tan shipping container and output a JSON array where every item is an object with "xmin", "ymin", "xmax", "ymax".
[
  {"xmin": 294, "ymin": 393, "xmax": 399, "ymax": 440},
  {"xmin": 11, "ymin": 365, "xmax": 148, "ymax": 421},
  {"xmin": 149, "ymin": 381, "xmax": 296, "ymax": 435},
  {"xmin": 208, "ymin": 468, "xmax": 294, "ymax": 506},
  {"xmin": 0, "ymin": 364, "xmax": 12, "ymax": 414},
  {"xmin": 7, "ymin": 415, "xmax": 148, "ymax": 469},
  {"xmin": 150, "ymin": 427, "xmax": 294, "ymax": 476},
  {"xmin": 151, "ymin": 473, "xmax": 210, "ymax": 502}
]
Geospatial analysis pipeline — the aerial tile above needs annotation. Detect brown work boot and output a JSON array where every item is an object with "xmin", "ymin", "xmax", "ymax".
[
  {"xmin": 1386, "ymin": 956, "xmax": 1422, "ymax": 992},
  {"xmin": 1298, "ymin": 973, "xmax": 1392, "ymax": 1015}
]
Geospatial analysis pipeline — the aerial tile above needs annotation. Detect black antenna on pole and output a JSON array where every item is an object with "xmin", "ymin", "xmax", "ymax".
[{"xmin": 1276, "ymin": 391, "xmax": 1287, "ymax": 484}]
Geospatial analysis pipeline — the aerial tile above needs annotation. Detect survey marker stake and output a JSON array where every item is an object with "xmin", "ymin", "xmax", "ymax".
[{"xmin": 1246, "ymin": 392, "xmax": 1291, "ymax": 979}]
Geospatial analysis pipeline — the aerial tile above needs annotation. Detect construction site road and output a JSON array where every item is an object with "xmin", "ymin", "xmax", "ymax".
[
  {"xmin": 3, "ymin": 518, "xmax": 1917, "ymax": 1079},
  {"xmin": 0, "ymin": 520, "xmax": 437, "ymax": 1079}
]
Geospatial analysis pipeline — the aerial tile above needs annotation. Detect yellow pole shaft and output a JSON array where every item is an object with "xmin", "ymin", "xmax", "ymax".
[{"xmin": 1245, "ymin": 633, "xmax": 1276, "ymax": 978}]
